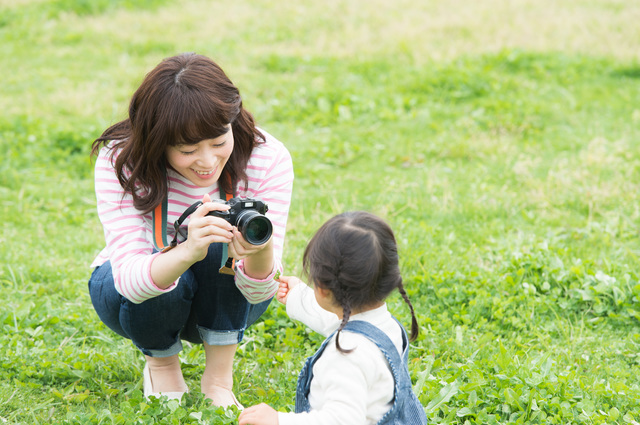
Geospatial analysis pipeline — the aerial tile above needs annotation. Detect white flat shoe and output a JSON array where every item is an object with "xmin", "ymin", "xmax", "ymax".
[
  {"xmin": 205, "ymin": 385, "xmax": 244, "ymax": 410},
  {"xmin": 143, "ymin": 363, "xmax": 187, "ymax": 402}
]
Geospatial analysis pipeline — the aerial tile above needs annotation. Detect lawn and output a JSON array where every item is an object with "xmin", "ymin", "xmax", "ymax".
[{"xmin": 1, "ymin": 0, "xmax": 640, "ymax": 423}]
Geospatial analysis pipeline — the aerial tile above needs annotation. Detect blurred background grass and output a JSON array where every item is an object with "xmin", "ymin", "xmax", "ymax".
[{"xmin": 1, "ymin": 0, "xmax": 640, "ymax": 423}]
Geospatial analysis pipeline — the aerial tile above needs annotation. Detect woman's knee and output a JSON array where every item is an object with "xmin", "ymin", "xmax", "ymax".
[{"xmin": 88, "ymin": 262, "xmax": 128, "ymax": 338}]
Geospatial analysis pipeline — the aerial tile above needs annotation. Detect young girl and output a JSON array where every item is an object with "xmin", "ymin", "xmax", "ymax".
[
  {"xmin": 239, "ymin": 211, "xmax": 428, "ymax": 424},
  {"xmin": 88, "ymin": 53, "xmax": 293, "ymax": 407}
]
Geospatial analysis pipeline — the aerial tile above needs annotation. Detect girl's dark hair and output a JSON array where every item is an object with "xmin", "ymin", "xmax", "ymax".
[
  {"xmin": 302, "ymin": 211, "xmax": 419, "ymax": 353},
  {"xmin": 91, "ymin": 52, "xmax": 263, "ymax": 214}
]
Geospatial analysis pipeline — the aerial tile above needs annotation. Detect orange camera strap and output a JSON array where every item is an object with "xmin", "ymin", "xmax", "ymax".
[
  {"xmin": 218, "ymin": 184, "xmax": 236, "ymax": 275},
  {"xmin": 152, "ymin": 177, "xmax": 234, "ymax": 258}
]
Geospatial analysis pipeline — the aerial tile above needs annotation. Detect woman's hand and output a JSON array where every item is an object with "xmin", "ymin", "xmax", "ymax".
[
  {"xmin": 227, "ymin": 213, "xmax": 275, "ymax": 280},
  {"xmin": 150, "ymin": 193, "xmax": 233, "ymax": 289},
  {"xmin": 227, "ymin": 226, "xmax": 271, "ymax": 260},
  {"xmin": 276, "ymin": 275, "xmax": 303, "ymax": 305},
  {"xmin": 185, "ymin": 193, "xmax": 275, "ymax": 280},
  {"xmin": 183, "ymin": 193, "xmax": 234, "ymax": 263},
  {"xmin": 238, "ymin": 403, "xmax": 279, "ymax": 425}
]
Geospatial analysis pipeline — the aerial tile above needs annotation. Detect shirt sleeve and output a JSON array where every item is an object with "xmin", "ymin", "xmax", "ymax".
[
  {"xmin": 286, "ymin": 284, "xmax": 341, "ymax": 337},
  {"xmin": 244, "ymin": 132, "xmax": 293, "ymax": 260},
  {"xmin": 277, "ymin": 336, "xmax": 376, "ymax": 425},
  {"xmin": 94, "ymin": 147, "xmax": 178, "ymax": 303},
  {"xmin": 233, "ymin": 132, "xmax": 294, "ymax": 303},
  {"xmin": 233, "ymin": 257, "xmax": 280, "ymax": 304}
]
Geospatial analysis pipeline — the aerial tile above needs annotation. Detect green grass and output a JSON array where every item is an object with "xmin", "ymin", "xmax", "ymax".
[{"xmin": 2, "ymin": 0, "xmax": 640, "ymax": 423}]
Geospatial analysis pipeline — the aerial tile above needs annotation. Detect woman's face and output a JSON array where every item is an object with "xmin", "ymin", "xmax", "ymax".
[{"xmin": 165, "ymin": 126, "xmax": 234, "ymax": 187}]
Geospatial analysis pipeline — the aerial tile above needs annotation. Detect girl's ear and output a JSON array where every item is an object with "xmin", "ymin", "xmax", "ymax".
[
  {"xmin": 316, "ymin": 286, "xmax": 333, "ymax": 300},
  {"xmin": 313, "ymin": 284, "xmax": 335, "ymax": 307}
]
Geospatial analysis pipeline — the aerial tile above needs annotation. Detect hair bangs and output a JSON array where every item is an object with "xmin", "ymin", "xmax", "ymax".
[{"xmin": 163, "ymin": 89, "xmax": 237, "ymax": 147}]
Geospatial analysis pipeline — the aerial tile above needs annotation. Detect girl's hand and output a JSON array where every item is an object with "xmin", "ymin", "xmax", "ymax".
[
  {"xmin": 276, "ymin": 275, "xmax": 303, "ymax": 305},
  {"xmin": 238, "ymin": 403, "xmax": 279, "ymax": 425},
  {"xmin": 184, "ymin": 193, "xmax": 233, "ymax": 263}
]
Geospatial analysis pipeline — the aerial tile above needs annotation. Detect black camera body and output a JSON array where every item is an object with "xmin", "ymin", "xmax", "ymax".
[{"xmin": 207, "ymin": 197, "xmax": 273, "ymax": 245}]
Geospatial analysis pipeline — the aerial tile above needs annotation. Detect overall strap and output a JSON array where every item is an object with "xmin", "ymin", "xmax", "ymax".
[
  {"xmin": 342, "ymin": 320, "xmax": 408, "ymax": 367},
  {"xmin": 343, "ymin": 319, "xmax": 420, "ymax": 425},
  {"xmin": 152, "ymin": 176, "xmax": 234, "ymax": 253},
  {"xmin": 295, "ymin": 327, "xmax": 343, "ymax": 413}
]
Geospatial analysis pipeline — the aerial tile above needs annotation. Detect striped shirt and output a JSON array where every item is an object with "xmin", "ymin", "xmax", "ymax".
[{"xmin": 91, "ymin": 129, "xmax": 294, "ymax": 304}]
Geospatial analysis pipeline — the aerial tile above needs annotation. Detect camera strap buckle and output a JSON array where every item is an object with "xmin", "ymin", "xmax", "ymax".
[{"xmin": 219, "ymin": 243, "xmax": 236, "ymax": 276}]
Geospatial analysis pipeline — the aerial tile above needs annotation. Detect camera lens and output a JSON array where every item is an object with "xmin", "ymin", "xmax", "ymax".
[{"xmin": 236, "ymin": 210, "xmax": 273, "ymax": 245}]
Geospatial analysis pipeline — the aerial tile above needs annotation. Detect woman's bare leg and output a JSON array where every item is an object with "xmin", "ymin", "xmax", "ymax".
[
  {"xmin": 201, "ymin": 342, "xmax": 243, "ymax": 408},
  {"xmin": 145, "ymin": 354, "xmax": 188, "ymax": 393}
]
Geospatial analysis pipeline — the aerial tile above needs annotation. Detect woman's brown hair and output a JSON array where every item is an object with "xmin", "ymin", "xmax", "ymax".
[
  {"xmin": 303, "ymin": 211, "xmax": 420, "ymax": 353},
  {"xmin": 91, "ymin": 53, "xmax": 263, "ymax": 214}
]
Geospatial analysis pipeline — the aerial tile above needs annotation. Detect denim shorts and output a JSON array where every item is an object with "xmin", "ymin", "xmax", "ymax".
[{"xmin": 88, "ymin": 243, "xmax": 272, "ymax": 357}]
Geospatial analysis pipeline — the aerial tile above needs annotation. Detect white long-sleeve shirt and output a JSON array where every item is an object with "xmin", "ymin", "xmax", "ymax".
[
  {"xmin": 91, "ymin": 129, "xmax": 293, "ymax": 304},
  {"xmin": 278, "ymin": 283, "xmax": 403, "ymax": 425}
]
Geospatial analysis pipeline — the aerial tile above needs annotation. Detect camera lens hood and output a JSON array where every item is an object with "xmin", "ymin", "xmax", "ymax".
[{"xmin": 236, "ymin": 210, "xmax": 273, "ymax": 245}]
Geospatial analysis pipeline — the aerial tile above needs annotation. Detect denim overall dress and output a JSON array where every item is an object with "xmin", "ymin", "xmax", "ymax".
[{"xmin": 295, "ymin": 319, "xmax": 428, "ymax": 424}]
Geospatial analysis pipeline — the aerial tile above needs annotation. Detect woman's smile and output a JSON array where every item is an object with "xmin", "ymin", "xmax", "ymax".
[
  {"xmin": 194, "ymin": 169, "xmax": 214, "ymax": 175},
  {"xmin": 192, "ymin": 168, "xmax": 217, "ymax": 177},
  {"xmin": 166, "ymin": 126, "xmax": 235, "ymax": 187}
]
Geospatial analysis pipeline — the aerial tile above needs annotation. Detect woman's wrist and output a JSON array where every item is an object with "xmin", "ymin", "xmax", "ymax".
[
  {"xmin": 150, "ymin": 243, "xmax": 198, "ymax": 289},
  {"xmin": 242, "ymin": 239, "xmax": 275, "ymax": 280}
]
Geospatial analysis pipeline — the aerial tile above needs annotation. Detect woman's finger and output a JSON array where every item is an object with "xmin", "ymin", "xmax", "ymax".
[
  {"xmin": 191, "ymin": 194, "xmax": 231, "ymax": 219},
  {"xmin": 228, "ymin": 237, "xmax": 253, "ymax": 259},
  {"xmin": 228, "ymin": 227, "xmax": 263, "ymax": 258}
]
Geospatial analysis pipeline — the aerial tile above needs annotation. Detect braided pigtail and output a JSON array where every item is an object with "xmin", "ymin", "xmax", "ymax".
[
  {"xmin": 331, "ymin": 262, "xmax": 355, "ymax": 354},
  {"xmin": 398, "ymin": 280, "xmax": 419, "ymax": 342},
  {"xmin": 334, "ymin": 305, "xmax": 354, "ymax": 354}
]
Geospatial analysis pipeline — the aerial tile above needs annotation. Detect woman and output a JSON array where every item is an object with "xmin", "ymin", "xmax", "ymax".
[{"xmin": 89, "ymin": 53, "xmax": 293, "ymax": 408}]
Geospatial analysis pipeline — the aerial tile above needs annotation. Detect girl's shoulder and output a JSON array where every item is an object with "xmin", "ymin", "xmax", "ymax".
[{"xmin": 320, "ymin": 331, "xmax": 388, "ymax": 376}]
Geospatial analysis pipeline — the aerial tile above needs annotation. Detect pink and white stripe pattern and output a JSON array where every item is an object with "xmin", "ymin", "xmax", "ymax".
[{"xmin": 91, "ymin": 129, "xmax": 294, "ymax": 304}]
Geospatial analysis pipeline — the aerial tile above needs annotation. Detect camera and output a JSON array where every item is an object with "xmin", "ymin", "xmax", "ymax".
[{"xmin": 207, "ymin": 197, "xmax": 273, "ymax": 245}]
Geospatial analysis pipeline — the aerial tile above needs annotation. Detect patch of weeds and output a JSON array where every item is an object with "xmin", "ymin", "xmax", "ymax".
[
  {"xmin": 499, "ymin": 242, "xmax": 640, "ymax": 323},
  {"xmin": 0, "ymin": 116, "xmax": 95, "ymax": 185},
  {"xmin": 611, "ymin": 64, "xmax": 640, "ymax": 79}
]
